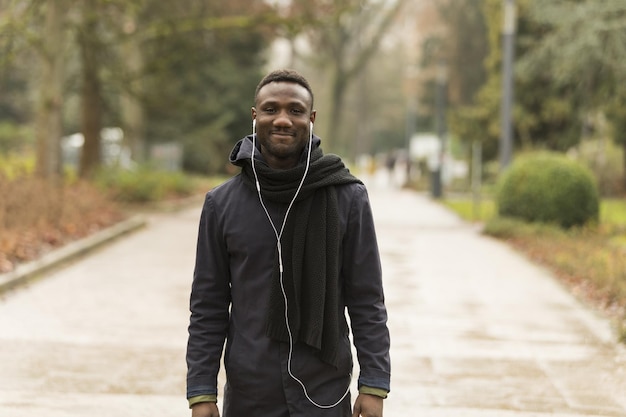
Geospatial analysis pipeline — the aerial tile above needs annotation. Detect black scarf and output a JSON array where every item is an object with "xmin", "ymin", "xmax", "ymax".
[{"xmin": 238, "ymin": 144, "xmax": 361, "ymax": 368}]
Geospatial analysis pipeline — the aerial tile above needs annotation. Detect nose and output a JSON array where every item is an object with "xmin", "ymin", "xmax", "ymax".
[{"xmin": 273, "ymin": 110, "xmax": 293, "ymax": 127}]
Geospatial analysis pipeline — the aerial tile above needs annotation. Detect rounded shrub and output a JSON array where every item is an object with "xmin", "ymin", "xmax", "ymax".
[{"xmin": 496, "ymin": 152, "xmax": 599, "ymax": 228}]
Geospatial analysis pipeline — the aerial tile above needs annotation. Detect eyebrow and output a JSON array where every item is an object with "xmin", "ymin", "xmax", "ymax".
[{"xmin": 259, "ymin": 99, "xmax": 308, "ymax": 109}]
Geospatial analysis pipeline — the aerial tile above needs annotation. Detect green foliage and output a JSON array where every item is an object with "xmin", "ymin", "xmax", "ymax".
[
  {"xmin": 0, "ymin": 153, "xmax": 35, "ymax": 177},
  {"xmin": 516, "ymin": 1, "xmax": 626, "ymax": 191},
  {"xmin": 286, "ymin": 0, "xmax": 408, "ymax": 154},
  {"xmin": 0, "ymin": 122, "xmax": 33, "ymax": 153},
  {"xmin": 442, "ymin": 198, "xmax": 497, "ymax": 223},
  {"xmin": 447, "ymin": 194, "xmax": 626, "ymax": 228},
  {"xmin": 0, "ymin": 63, "xmax": 32, "ymax": 126},
  {"xmin": 602, "ymin": 199, "xmax": 626, "ymax": 226},
  {"xmin": 2, "ymin": 0, "xmax": 276, "ymax": 178},
  {"xmin": 573, "ymin": 139, "xmax": 625, "ymax": 197},
  {"xmin": 436, "ymin": 0, "xmax": 488, "ymax": 107},
  {"xmin": 94, "ymin": 166, "xmax": 195, "ymax": 203},
  {"xmin": 450, "ymin": 0, "xmax": 596, "ymax": 159},
  {"xmin": 483, "ymin": 215, "xmax": 566, "ymax": 239},
  {"xmin": 496, "ymin": 152, "xmax": 600, "ymax": 228},
  {"xmin": 520, "ymin": 1, "xmax": 626, "ymax": 90},
  {"xmin": 140, "ymin": 2, "xmax": 269, "ymax": 175}
]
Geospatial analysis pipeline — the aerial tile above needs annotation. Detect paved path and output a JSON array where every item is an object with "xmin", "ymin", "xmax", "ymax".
[
  {"xmin": 370, "ymin": 187, "xmax": 626, "ymax": 416},
  {"xmin": 0, "ymin": 185, "xmax": 625, "ymax": 416}
]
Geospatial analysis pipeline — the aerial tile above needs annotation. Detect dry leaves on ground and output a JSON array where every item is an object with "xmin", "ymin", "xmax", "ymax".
[{"xmin": 0, "ymin": 178, "xmax": 125, "ymax": 273}]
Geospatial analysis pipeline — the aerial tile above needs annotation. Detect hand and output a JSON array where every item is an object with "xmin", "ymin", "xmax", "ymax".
[
  {"xmin": 352, "ymin": 393, "xmax": 383, "ymax": 417},
  {"xmin": 191, "ymin": 402, "xmax": 220, "ymax": 417}
]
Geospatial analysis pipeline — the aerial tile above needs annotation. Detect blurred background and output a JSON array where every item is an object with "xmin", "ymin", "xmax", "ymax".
[
  {"xmin": 1, "ymin": 0, "xmax": 625, "ymax": 190},
  {"xmin": 3, "ymin": 3, "xmax": 626, "ymax": 413},
  {"xmin": 1, "ymin": 1, "xmax": 625, "ymax": 280}
]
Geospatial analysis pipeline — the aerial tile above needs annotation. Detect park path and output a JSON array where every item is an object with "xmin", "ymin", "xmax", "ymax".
[
  {"xmin": 0, "ymin": 182, "xmax": 625, "ymax": 416},
  {"xmin": 0, "ymin": 206, "xmax": 197, "ymax": 416}
]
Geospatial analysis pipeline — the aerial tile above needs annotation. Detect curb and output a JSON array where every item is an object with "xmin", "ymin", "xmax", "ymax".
[{"xmin": 0, "ymin": 215, "xmax": 147, "ymax": 295}]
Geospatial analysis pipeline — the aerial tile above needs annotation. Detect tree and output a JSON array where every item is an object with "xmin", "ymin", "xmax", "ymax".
[
  {"xmin": 34, "ymin": 0, "xmax": 66, "ymax": 180},
  {"xmin": 417, "ymin": 0, "xmax": 490, "ymax": 164},
  {"xmin": 437, "ymin": 0, "xmax": 488, "ymax": 108},
  {"xmin": 2, "ymin": 0, "xmax": 278, "ymax": 177},
  {"xmin": 1, "ymin": 1, "xmax": 69, "ymax": 178},
  {"xmin": 519, "ymin": 0, "xmax": 626, "ymax": 190},
  {"xmin": 118, "ymin": 12, "xmax": 146, "ymax": 163},
  {"xmin": 276, "ymin": 0, "xmax": 408, "ymax": 155},
  {"xmin": 138, "ymin": 0, "xmax": 272, "ymax": 174},
  {"xmin": 1, "ymin": 0, "xmax": 131, "ymax": 178},
  {"xmin": 76, "ymin": 2, "xmax": 104, "ymax": 178},
  {"xmin": 0, "ymin": 2, "xmax": 37, "ymax": 154},
  {"xmin": 445, "ymin": 0, "xmax": 585, "ymax": 165}
]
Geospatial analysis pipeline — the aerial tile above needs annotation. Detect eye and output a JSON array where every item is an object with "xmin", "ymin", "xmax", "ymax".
[
  {"xmin": 263, "ymin": 107, "xmax": 276, "ymax": 113},
  {"xmin": 290, "ymin": 108, "xmax": 304, "ymax": 115}
]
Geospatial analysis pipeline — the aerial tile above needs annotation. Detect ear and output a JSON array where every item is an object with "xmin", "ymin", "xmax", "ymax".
[
  {"xmin": 251, "ymin": 107, "xmax": 257, "ymax": 121},
  {"xmin": 310, "ymin": 110, "xmax": 316, "ymax": 124}
]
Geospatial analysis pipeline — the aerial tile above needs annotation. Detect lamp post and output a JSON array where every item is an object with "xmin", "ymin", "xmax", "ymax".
[
  {"xmin": 499, "ymin": 0, "xmax": 516, "ymax": 170},
  {"xmin": 432, "ymin": 59, "xmax": 447, "ymax": 198}
]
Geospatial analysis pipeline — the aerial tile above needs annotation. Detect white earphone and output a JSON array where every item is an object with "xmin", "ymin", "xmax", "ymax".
[{"xmin": 249, "ymin": 116, "xmax": 350, "ymax": 409}]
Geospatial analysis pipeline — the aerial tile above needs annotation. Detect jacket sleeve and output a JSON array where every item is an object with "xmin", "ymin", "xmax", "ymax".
[
  {"xmin": 343, "ymin": 184, "xmax": 391, "ymax": 392},
  {"xmin": 186, "ymin": 194, "xmax": 231, "ymax": 399}
]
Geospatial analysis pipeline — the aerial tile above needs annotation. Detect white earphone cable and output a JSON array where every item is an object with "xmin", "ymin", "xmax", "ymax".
[{"xmin": 251, "ymin": 119, "xmax": 351, "ymax": 409}]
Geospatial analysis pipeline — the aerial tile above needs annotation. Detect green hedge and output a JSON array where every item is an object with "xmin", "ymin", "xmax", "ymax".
[
  {"xmin": 497, "ymin": 152, "xmax": 599, "ymax": 228},
  {"xmin": 94, "ymin": 166, "xmax": 195, "ymax": 203}
]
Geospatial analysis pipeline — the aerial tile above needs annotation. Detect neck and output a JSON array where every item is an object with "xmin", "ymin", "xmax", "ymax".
[
  {"xmin": 263, "ymin": 154, "xmax": 299, "ymax": 170},
  {"xmin": 260, "ymin": 144, "xmax": 302, "ymax": 170}
]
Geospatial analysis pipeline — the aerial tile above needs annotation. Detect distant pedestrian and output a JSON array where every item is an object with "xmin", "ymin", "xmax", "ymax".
[
  {"xmin": 385, "ymin": 151, "xmax": 396, "ymax": 175},
  {"xmin": 186, "ymin": 69, "xmax": 391, "ymax": 417}
]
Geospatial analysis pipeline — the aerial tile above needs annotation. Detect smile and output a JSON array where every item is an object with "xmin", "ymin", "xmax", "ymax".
[{"xmin": 271, "ymin": 131, "xmax": 295, "ymax": 138}]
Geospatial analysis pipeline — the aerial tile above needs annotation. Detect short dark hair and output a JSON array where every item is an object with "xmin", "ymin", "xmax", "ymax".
[{"xmin": 254, "ymin": 69, "xmax": 314, "ymax": 110}]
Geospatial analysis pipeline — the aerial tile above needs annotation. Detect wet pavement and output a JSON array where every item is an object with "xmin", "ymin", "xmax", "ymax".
[{"xmin": 0, "ymin": 183, "xmax": 625, "ymax": 416}]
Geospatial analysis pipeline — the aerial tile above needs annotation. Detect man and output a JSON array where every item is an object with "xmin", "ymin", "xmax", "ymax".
[{"xmin": 186, "ymin": 69, "xmax": 390, "ymax": 417}]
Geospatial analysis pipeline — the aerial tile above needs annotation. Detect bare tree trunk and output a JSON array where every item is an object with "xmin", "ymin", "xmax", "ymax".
[
  {"xmin": 121, "ymin": 25, "xmax": 145, "ymax": 164},
  {"xmin": 318, "ymin": 0, "xmax": 407, "ymax": 157},
  {"xmin": 78, "ymin": 15, "xmax": 103, "ymax": 178},
  {"xmin": 325, "ymin": 67, "xmax": 349, "ymax": 154},
  {"xmin": 622, "ymin": 140, "xmax": 626, "ymax": 193},
  {"xmin": 34, "ymin": 0, "xmax": 65, "ymax": 180}
]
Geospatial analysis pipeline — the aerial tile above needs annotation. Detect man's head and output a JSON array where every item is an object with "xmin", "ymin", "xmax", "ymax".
[
  {"xmin": 254, "ymin": 69, "xmax": 314, "ymax": 111},
  {"xmin": 252, "ymin": 69, "xmax": 317, "ymax": 170}
]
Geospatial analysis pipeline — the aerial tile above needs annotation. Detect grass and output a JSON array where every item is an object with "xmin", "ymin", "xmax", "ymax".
[
  {"xmin": 442, "ymin": 194, "xmax": 626, "ymax": 342},
  {"xmin": 601, "ymin": 199, "xmax": 626, "ymax": 226},
  {"xmin": 442, "ymin": 197, "xmax": 497, "ymax": 223},
  {"xmin": 444, "ymin": 196, "xmax": 626, "ymax": 226}
]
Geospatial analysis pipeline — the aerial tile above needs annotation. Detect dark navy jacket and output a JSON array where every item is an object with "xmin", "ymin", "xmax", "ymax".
[{"xmin": 186, "ymin": 136, "xmax": 390, "ymax": 416}]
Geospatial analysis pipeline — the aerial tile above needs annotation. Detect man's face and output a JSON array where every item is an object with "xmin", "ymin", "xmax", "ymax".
[{"xmin": 252, "ymin": 81, "xmax": 316, "ymax": 170}]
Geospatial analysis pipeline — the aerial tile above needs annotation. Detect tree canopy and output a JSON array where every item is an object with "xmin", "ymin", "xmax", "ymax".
[
  {"xmin": 2, "ymin": 0, "xmax": 625, "ymax": 190},
  {"xmin": 438, "ymin": 0, "xmax": 626, "ymax": 191}
]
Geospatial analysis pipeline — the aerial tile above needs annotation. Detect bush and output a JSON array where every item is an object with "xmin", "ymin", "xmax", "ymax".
[
  {"xmin": 572, "ymin": 139, "xmax": 624, "ymax": 197},
  {"xmin": 94, "ymin": 166, "xmax": 196, "ymax": 203},
  {"xmin": 496, "ymin": 152, "xmax": 600, "ymax": 228},
  {"xmin": 0, "ymin": 122, "xmax": 33, "ymax": 153}
]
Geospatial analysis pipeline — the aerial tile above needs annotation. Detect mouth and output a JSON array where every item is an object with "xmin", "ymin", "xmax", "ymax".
[{"xmin": 271, "ymin": 131, "xmax": 295, "ymax": 139}]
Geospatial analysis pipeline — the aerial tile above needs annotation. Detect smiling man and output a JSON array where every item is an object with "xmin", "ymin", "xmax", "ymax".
[
  {"xmin": 252, "ymin": 78, "xmax": 315, "ymax": 169},
  {"xmin": 186, "ymin": 69, "xmax": 391, "ymax": 417}
]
